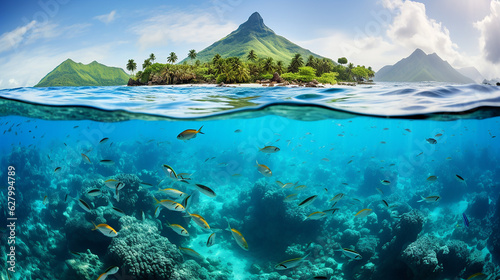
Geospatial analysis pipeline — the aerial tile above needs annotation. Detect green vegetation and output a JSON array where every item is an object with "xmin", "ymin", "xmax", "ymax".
[
  {"xmin": 126, "ymin": 59, "xmax": 137, "ymax": 75},
  {"xmin": 35, "ymin": 59, "xmax": 130, "ymax": 87},
  {"xmin": 179, "ymin": 12, "xmax": 325, "ymax": 64},
  {"xmin": 131, "ymin": 51, "xmax": 373, "ymax": 85}
]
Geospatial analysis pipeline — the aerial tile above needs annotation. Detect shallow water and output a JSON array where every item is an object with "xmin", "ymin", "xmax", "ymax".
[{"xmin": 1, "ymin": 84, "xmax": 500, "ymax": 280}]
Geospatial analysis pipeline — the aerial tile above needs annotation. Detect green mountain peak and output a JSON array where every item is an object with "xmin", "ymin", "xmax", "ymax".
[{"xmin": 181, "ymin": 12, "xmax": 325, "ymax": 64}]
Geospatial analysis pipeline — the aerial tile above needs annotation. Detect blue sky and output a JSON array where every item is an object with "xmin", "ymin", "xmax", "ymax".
[{"xmin": 0, "ymin": 0, "xmax": 499, "ymax": 88}]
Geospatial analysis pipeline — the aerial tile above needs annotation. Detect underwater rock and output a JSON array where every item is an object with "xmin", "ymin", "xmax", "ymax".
[
  {"xmin": 487, "ymin": 193, "xmax": 500, "ymax": 264},
  {"xmin": 65, "ymin": 211, "xmax": 110, "ymax": 255},
  {"xmin": 401, "ymin": 235, "xmax": 443, "ymax": 280},
  {"xmin": 356, "ymin": 235, "xmax": 378, "ymax": 261},
  {"xmin": 63, "ymin": 250, "xmax": 103, "ymax": 280},
  {"xmin": 438, "ymin": 240, "xmax": 484, "ymax": 277},
  {"xmin": 339, "ymin": 229, "xmax": 361, "ymax": 246},
  {"xmin": 467, "ymin": 192, "xmax": 491, "ymax": 219}
]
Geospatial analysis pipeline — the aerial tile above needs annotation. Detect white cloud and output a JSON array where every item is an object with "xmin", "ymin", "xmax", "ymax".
[
  {"xmin": 474, "ymin": 1, "xmax": 500, "ymax": 63},
  {"xmin": 0, "ymin": 21, "xmax": 37, "ymax": 53},
  {"xmin": 131, "ymin": 11, "xmax": 237, "ymax": 50},
  {"xmin": 94, "ymin": 10, "xmax": 117, "ymax": 24}
]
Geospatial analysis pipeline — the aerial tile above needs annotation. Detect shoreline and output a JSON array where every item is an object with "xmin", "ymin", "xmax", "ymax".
[{"xmin": 128, "ymin": 82, "xmax": 364, "ymax": 88}]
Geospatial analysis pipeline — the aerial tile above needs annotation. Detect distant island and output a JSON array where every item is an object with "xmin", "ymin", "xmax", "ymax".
[
  {"xmin": 375, "ymin": 49, "xmax": 474, "ymax": 84},
  {"xmin": 35, "ymin": 59, "xmax": 129, "ymax": 87},
  {"xmin": 126, "ymin": 12, "xmax": 374, "ymax": 87}
]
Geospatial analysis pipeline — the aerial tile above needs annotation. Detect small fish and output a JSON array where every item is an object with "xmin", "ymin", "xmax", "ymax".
[
  {"xmin": 259, "ymin": 146, "xmax": 280, "ymax": 153},
  {"xmin": 64, "ymin": 193, "xmax": 69, "ymax": 202},
  {"xmin": 323, "ymin": 208, "xmax": 340, "ymax": 216},
  {"xmin": 417, "ymin": 152, "xmax": 423, "ymax": 157},
  {"xmin": 298, "ymin": 195, "xmax": 317, "ymax": 207},
  {"xmin": 177, "ymin": 126, "xmax": 204, "ymax": 141},
  {"xmin": 234, "ymin": 129, "xmax": 242, "ymax": 133},
  {"xmin": 256, "ymin": 160, "xmax": 272, "ymax": 177},
  {"xmin": 347, "ymin": 160, "xmax": 353, "ymax": 164},
  {"xmin": 338, "ymin": 246, "xmax": 362, "ymax": 260},
  {"xmin": 275, "ymin": 253, "xmax": 309, "ymax": 270},
  {"xmin": 190, "ymin": 213, "xmax": 210, "ymax": 230},
  {"xmin": 166, "ymin": 221, "xmax": 189, "ymax": 236},
  {"xmin": 43, "ymin": 195, "xmax": 48, "ymax": 205},
  {"xmin": 355, "ymin": 209, "xmax": 372, "ymax": 218},
  {"xmin": 294, "ymin": 185, "xmax": 307, "ymax": 191},
  {"xmin": 91, "ymin": 222, "xmax": 118, "ymax": 237},
  {"xmin": 54, "ymin": 167, "xmax": 61, "ymax": 173},
  {"xmin": 140, "ymin": 182, "xmax": 153, "ymax": 189},
  {"xmin": 207, "ymin": 232, "xmax": 216, "ymax": 247},
  {"xmin": 376, "ymin": 188, "xmax": 384, "ymax": 195},
  {"xmin": 78, "ymin": 198, "xmax": 92, "ymax": 213},
  {"xmin": 306, "ymin": 211, "xmax": 327, "ymax": 220},
  {"xmin": 179, "ymin": 247, "xmax": 203, "ymax": 259},
  {"xmin": 141, "ymin": 210, "xmax": 145, "ymax": 221},
  {"xmin": 194, "ymin": 184, "xmax": 216, "ymax": 197},
  {"xmin": 321, "ymin": 158, "xmax": 330, "ymax": 162},
  {"xmin": 426, "ymin": 138, "xmax": 437, "ymax": 144},
  {"xmin": 158, "ymin": 188, "xmax": 187, "ymax": 198},
  {"xmin": 154, "ymin": 206, "xmax": 162, "ymax": 218},
  {"xmin": 232, "ymin": 173, "xmax": 241, "ymax": 177},
  {"xmin": 435, "ymin": 133, "xmax": 443, "ymax": 137},
  {"xmin": 310, "ymin": 276, "xmax": 328, "ymax": 280},
  {"xmin": 284, "ymin": 194, "xmax": 299, "ymax": 202},
  {"xmin": 330, "ymin": 193, "xmax": 344, "ymax": 202},
  {"xmin": 81, "ymin": 153, "xmax": 91, "ymax": 164},
  {"xmin": 455, "ymin": 174, "xmax": 465, "ymax": 182},
  {"xmin": 380, "ymin": 180, "xmax": 390, "ymax": 185},
  {"xmin": 462, "ymin": 213, "xmax": 470, "ymax": 228},
  {"xmin": 99, "ymin": 159, "xmax": 115, "ymax": 166},
  {"xmin": 427, "ymin": 175, "xmax": 438, "ymax": 181},
  {"xmin": 466, "ymin": 272, "xmax": 486, "ymax": 280},
  {"xmin": 182, "ymin": 195, "xmax": 192, "ymax": 211},
  {"xmin": 405, "ymin": 128, "xmax": 412, "ymax": 133},
  {"xmin": 162, "ymin": 164, "xmax": 178, "ymax": 179},
  {"xmin": 99, "ymin": 137, "xmax": 109, "ymax": 144},
  {"xmin": 381, "ymin": 200, "xmax": 390, "ymax": 208},
  {"xmin": 111, "ymin": 207, "xmax": 125, "ymax": 217},
  {"xmin": 87, "ymin": 188, "xmax": 102, "ymax": 197},
  {"xmin": 445, "ymin": 157, "xmax": 452, "ymax": 160},
  {"xmin": 418, "ymin": 195, "xmax": 441, "ymax": 203},
  {"xmin": 154, "ymin": 197, "xmax": 186, "ymax": 211},
  {"xmin": 227, "ymin": 220, "xmax": 249, "ymax": 251}
]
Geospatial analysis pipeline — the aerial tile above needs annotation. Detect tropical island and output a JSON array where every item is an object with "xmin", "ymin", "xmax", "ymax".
[{"xmin": 125, "ymin": 12, "xmax": 374, "ymax": 87}]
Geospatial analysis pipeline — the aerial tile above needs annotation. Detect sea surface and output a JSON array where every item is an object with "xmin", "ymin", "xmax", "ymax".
[{"xmin": 1, "ymin": 83, "xmax": 500, "ymax": 280}]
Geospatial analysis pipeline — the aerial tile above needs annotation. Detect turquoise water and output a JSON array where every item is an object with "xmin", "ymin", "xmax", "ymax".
[{"xmin": 1, "ymin": 84, "xmax": 500, "ymax": 280}]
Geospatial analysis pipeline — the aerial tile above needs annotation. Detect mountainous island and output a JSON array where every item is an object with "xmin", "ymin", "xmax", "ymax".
[
  {"xmin": 180, "ymin": 12, "xmax": 324, "ymax": 64},
  {"xmin": 35, "ymin": 59, "xmax": 130, "ymax": 87},
  {"xmin": 375, "ymin": 49, "xmax": 474, "ymax": 84}
]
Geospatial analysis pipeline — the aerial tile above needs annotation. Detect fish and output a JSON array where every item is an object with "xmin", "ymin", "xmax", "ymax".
[
  {"xmin": 347, "ymin": 160, "xmax": 353, "ymax": 164},
  {"xmin": 298, "ymin": 195, "xmax": 317, "ymax": 207},
  {"xmin": 154, "ymin": 198, "xmax": 186, "ymax": 212},
  {"xmin": 104, "ymin": 179, "xmax": 125, "ymax": 190},
  {"xmin": 166, "ymin": 221, "xmax": 189, "ymax": 236},
  {"xmin": 190, "ymin": 213, "xmax": 210, "ymax": 230},
  {"xmin": 78, "ymin": 198, "xmax": 92, "ymax": 213},
  {"xmin": 81, "ymin": 153, "xmax": 91, "ymax": 164},
  {"xmin": 466, "ymin": 272, "xmax": 487, "ymax": 279},
  {"xmin": 462, "ymin": 213, "xmax": 470, "ymax": 228},
  {"xmin": 405, "ymin": 128, "xmax": 412, "ymax": 133},
  {"xmin": 259, "ymin": 146, "xmax": 280, "ymax": 153},
  {"xmin": 294, "ymin": 185, "xmax": 307, "ymax": 191},
  {"xmin": 274, "ymin": 253, "xmax": 309, "ymax": 270},
  {"xmin": 455, "ymin": 174, "xmax": 465, "ymax": 182},
  {"xmin": 306, "ymin": 211, "xmax": 327, "ymax": 220},
  {"xmin": 64, "ymin": 193, "xmax": 69, "ymax": 202},
  {"xmin": 227, "ymin": 220, "xmax": 249, "ymax": 251},
  {"xmin": 99, "ymin": 137, "xmax": 109, "ymax": 144},
  {"xmin": 97, "ymin": 266, "xmax": 119, "ymax": 280},
  {"xmin": 256, "ymin": 160, "xmax": 272, "ymax": 177},
  {"xmin": 162, "ymin": 164, "xmax": 178, "ymax": 179},
  {"xmin": 310, "ymin": 276, "xmax": 329, "ymax": 280},
  {"xmin": 179, "ymin": 247, "xmax": 203, "ymax": 259},
  {"xmin": 99, "ymin": 159, "xmax": 115, "ymax": 166},
  {"xmin": 140, "ymin": 182, "xmax": 154, "ymax": 189},
  {"xmin": 338, "ymin": 246, "xmax": 362, "ymax": 260},
  {"xmin": 91, "ymin": 222, "xmax": 118, "ymax": 237},
  {"xmin": 381, "ymin": 200, "xmax": 390, "ymax": 208},
  {"xmin": 426, "ymin": 138, "xmax": 437, "ymax": 144},
  {"xmin": 418, "ymin": 195, "xmax": 441, "ymax": 203},
  {"xmin": 321, "ymin": 158, "xmax": 330, "ymax": 162},
  {"xmin": 417, "ymin": 152, "xmax": 423, "ymax": 157},
  {"xmin": 427, "ymin": 175, "xmax": 438, "ymax": 181},
  {"xmin": 182, "ymin": 195, "xmax": 192, "ymax": 211},
  {"xmin": 234, "ymin": 129, "xmax": 242, "ymax": 133},
  {"xmin": 110, "ymin": 207, "xmax": 125, "ymax": 217},
  {"xmin": 232, "ymin": 173, "xmax": 241, "ymax": 177},
  {"xmin": 194, "ymin": 184, "xmax": 216, "ymax": 197},
  {"xmin": 323, "ymin": 208, "xmax": 340, "ymax": 216},
  {"xmin": 207, "ymin": 232, "xmax": 216, "ymax": 247},
  {"xmin": 54, "ymin": 167, "xmax": 61, "ymax": 173},
  {"xmin": 380, "ymin": 180, "xmax": 390, "ymax": 185},
  {"xmin": 355, "ymin": 209, "xmax": 372, "ymax": 218},
  {"xmin": 284, "ymin": 194, "xmax": 299, "ymax": 202},
  {"xmin": 158, "ymin": 188, "xmax": 187, "ymax": 198},
  {"xmin": 87, "ymin": 188, "xmax": 102, "ymax": 197},
  {"xmin": 154, "ymin": 206, "xmax": 162, "ymax": 218},
  {"xmin": 177, "ymin": 126, "xmax": 204, "ymax": 141},
  {"xmin": 435, "ymin": 133, "xmax": 443, "ymax": 137},
  {"xmin": 43, "ymin": 195, "xmax": 48, "ymax": 205},
  {"xmin": 376, "ymin": 188, "xmax": 384, "ymax": 195},
  {"xmin": 141, "ymin": 210, "xmax": 145, "ymax": 221},
  {"xmin": 330, "ymin": 193, "xmax": 344, "ymax": 202}
]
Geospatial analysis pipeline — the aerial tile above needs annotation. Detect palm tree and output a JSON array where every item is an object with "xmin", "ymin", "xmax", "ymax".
[
  {"xmin": 306, "ymin": 55, "xmax": 316, "ymax": 67},
  {"xmin": 142, "ymin": 58, "xmax": 152, "ymax": 70},
  {"xmin": 188, "ymin": 49, "xmax": 197, "ymax": 62},
  {"xmin": 346, "ymin": 63, "xmax": 354, "ymax": 80},
  {"xmin": 126, "ymin": 59, "xmax": 137, "ymax": 75},
  {"xmin": 149, "ymin": 53, "xmax": 156, "ymax": 64},
  {"xmin": 263, "ymin": 57, "xmax": 274, "ymax": 73},
  {"xmin": 276, "ymin": 61, "xmax": 284, "ymax": 75},
  {"xmin": 247, "ymin": 50, "xmax": 257, "ymax": 61},
  {"xmin": 212, "ymin": 54, "xmax": 222, "ymax": 65},
  {"xmin": 167, "ymin": 52, "xmax": 178, "ymax": 64},
  {"xmin": 234, "ymin": 64, "xmax": 250, "ymax": 83},
  {"xmin": 288, "ymin": 53, "xmax": 304, "ymax": 73}
]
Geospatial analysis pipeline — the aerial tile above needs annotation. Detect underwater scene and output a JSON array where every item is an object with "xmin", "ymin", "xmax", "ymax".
[{"xmin": 2, "ymin": 84, "xmax": 500, "ymax": 280}]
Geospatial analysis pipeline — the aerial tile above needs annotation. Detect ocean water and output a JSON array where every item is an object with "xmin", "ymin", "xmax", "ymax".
[{"xmin": 1, "ymin": 83, "xmax": 500, "ymax": 280}]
